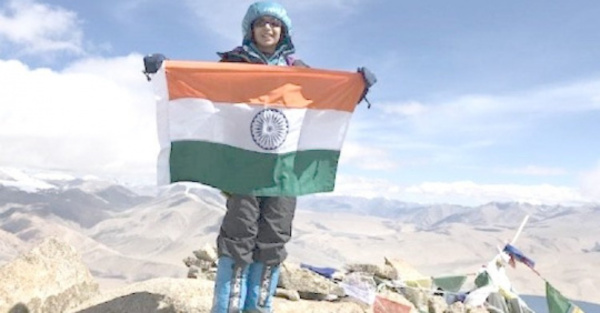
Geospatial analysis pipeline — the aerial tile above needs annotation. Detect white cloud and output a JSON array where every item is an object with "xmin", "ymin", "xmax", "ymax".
[
  {"xmin": 579, "ymin": 163, "xmax": 600, "ymax": 200},
  {"xmin": 331, "ymin": 175, "xmax": 592, "ymax": 206},
  {"xmin": 402, "ymin": 181, "xmax": 585, "ymax": 205},
  {"xmin": 372, "ymin": 78, "xmax": 600, "ymax": 138},
  {"xmin": 343, "ymin": 78, "xmax": 600, "ymax": 179},
  {"xmin": 332, "ymin": 175, "xmax": 403, "ymax": 198},
  {"xmin": 339, "ymin": 141, "xmax": 398, "ymax": 170},
  {"xmin": 530, "ymin": 79, "xmax": 600, "ymax": 112},
  {"xmin": 0, "ymin": 0, "xmax": 83, "ymax": 55},
  {"xmin": 0, "ymin": 55, "xmax": 158, "ymax": 183}
]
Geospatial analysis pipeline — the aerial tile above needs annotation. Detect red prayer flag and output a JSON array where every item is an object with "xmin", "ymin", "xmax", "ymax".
[{"xmin": 373, "ymin": 295, "xmax": 412, "ymax": 313}]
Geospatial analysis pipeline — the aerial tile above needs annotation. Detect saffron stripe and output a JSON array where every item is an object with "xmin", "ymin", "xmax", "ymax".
[{"xmin": 164, "ymin": 61, "xmax": 365, "ymax": 112}]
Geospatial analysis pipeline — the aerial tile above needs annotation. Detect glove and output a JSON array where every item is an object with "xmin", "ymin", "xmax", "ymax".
[
  {"xmin": 142, "ymin": 53, "xmax": 167, "ymax": 80},
  {"xmin": 357, "ymin": 67, "xmax": 377, "ymax": 108},
  {"xmin": 358, "ymin": 67, "xmax": 377, "ymax": 89}
]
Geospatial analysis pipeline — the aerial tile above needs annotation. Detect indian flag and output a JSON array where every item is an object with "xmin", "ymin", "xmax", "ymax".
[{"xmin": 153, "ymin": 60, "xmax": 366, "ymax": 196}]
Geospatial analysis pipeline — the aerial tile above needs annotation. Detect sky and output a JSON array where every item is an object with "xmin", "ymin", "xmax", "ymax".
[{"xmin": 1, "ymin": 0, "xmax": 600, "ymax": 206}]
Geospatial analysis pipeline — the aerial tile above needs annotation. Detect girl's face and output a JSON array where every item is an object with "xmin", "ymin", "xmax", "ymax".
[{"xmin": 252, "ymin": 16, "xmax": 282, "ymax": 54}]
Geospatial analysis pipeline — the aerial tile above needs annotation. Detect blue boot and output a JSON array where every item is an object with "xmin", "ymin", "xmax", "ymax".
[
  {"xmin": 211, "ymin": 257, "xmax": 249, "ymax": 313},
  {"xmin": 243, "ymin": 262, "xmax": 280, "ymax": 313}
]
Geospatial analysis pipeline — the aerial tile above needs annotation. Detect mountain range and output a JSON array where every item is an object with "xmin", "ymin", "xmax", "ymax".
[{"xmin": 0, "ymin": 167, "xmax": 598, "ymax": 304}]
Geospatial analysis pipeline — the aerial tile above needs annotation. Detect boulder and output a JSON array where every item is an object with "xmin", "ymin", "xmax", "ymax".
[
  {"xmin": 68, "ymin": 278, "xmax": 214, "ymax": 313},
  {"xmin": 384, "ymin": 257, "xmax": 429, "ymax": 282},
  {"xmin": 278, "ymin": 262, "xmax": 345, "ymax": 298},
  {"xmin": 345, "ymin": 263, "xmax": 397, "ymax": 280},
  {"xmin": 0, "ymin": 237, "xmax": 99, "ymax": 313}
]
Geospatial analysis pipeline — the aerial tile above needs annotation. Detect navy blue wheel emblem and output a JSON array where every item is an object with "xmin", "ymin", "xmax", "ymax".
[{"xmin": 250, "ymin": 108, "xmax": 289, "ymax": 150}]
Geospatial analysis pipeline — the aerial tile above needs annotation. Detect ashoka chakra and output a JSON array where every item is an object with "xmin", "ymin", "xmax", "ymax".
[{"xmin": 250, "ymin": 109, "xmax": 289, "ymax": 150}]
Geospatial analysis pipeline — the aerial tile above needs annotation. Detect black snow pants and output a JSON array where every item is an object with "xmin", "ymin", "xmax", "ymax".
[{"xmin": 217, "ymin": 195, "xmax": 297, "ymax": 266}]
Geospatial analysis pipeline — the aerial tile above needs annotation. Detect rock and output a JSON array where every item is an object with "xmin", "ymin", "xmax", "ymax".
[
  {"xmin": 428, "ymin": 295, "xmax": 448, "ymax": 313},
  {"xmin": 192, "ymin": 244, "xmax": 218, "ymax": 264},
  {"xmin": 184, "ymin": 246, "xmax": 218, "ymax": 282},
  {"xmin": 447, "ymin": 301, "xmax": 466, "ymax": 313},
  {"xmin": 401, "ymin": 285, "xmax": 429, "ymax": 312},
  {"xmin": 345, "ymin": 263, "xmax": 397, "ymax": 280},
  {"xmin": 182, "ymin": 256, "xmax": 197, "ymax": 267},
  {"xmin": 0, "ymin": 237, "xmax": 99, "ymax": 313},
  {"xmin": 275, "ymin": 299, "xmax": 366, "ymax": 313},
  {"xmin": 204, "ymin": 271, "xmax": 217, "ymax": 281},
  {"xmin": 189, "ymin": 269, "xmax": 217, "ymax": 281},
  {"xmin": 297, "ymin": 291, "xmax": 329, "ymax": 301},
  {"xmin": 377, "ymin": 264, "xmax": 398, "ymax": 280},
  {"xmin": 466, "ymin": 306, "xmax": 489, "ymax": 313},
  {"xmin": 338, "ymin": 296, "xmax": 371, "ymax": 311},
  {"xmin": 345, "ymin": 263, "xmax": 381, "ymax": 275},
  {"xmin": 279, "ymin": 262, "xmax": 345, "ymax": 298},
  {"xmin": 187, "ymin": 265, "xmax": 202, "ymax": 279},
  {"xmin": 384, "ymin": 257, "xmax": 429, "ymax": 282},
  {"xmin": 68, "ymin": 277, "xmax": 214, "ymax": 313},
  {"xmin": 275, "ymin": 288, "xmax": 300, "ymax": 301}
]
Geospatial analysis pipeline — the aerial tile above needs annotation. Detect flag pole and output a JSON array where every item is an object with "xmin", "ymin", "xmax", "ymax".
[
  {"xmin": 510, "ymin": 215, "xmax": 529, "ymax": 245},
  {"xmin": 507, "ymin": 215, "xmax": 542, "ymax": 276},
  {"xmin": 491, "ymin": 215, "xmax": 530, "ymax": 263}
]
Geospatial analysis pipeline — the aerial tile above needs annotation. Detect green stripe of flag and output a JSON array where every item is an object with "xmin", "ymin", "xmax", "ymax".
[{"xmin": 169, "ymin": 141, "xmax": 340, "ymax": 196}]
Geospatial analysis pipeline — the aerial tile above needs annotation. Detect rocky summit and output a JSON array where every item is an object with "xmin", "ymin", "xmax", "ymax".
[{"xmin": 2, "ymin": 237, "xmax": 527, "ymax": 313}]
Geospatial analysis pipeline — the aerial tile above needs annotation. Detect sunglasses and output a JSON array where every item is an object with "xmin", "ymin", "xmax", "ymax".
[{"xmin": 253, "ymin": 17, "xmax": 283, "ymax": 28}]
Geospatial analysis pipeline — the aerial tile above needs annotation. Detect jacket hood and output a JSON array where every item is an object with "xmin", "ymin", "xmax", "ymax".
[
  {"xmin": 240, "ymin": 1, "xmax": 295, "ymax": 64},
  {"xmin": 242, "ymin": 1, "xmax": 293, "ymax": 39}
]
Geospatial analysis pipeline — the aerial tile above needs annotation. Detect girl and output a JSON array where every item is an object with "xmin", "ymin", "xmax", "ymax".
[{"xmin": 212, "ymin": 2, "xmax": 307, "ymax": 313}]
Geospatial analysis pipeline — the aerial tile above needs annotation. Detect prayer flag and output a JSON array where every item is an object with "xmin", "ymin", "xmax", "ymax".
[
  {"xmin": 373, "ymin": 295, "xmax": 411, "ymax": 313},
  {"xmin": 503, "ymin": 244, "xmax": 535, "ymax": 269},
  {"xmin": 546, "ymin": 282, "xmax": 585, "ymax": 313},
  {"xmin": 432, "ymin": 275, "xmax": 467, "ymax": 292}
]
